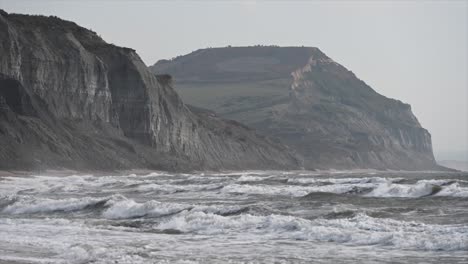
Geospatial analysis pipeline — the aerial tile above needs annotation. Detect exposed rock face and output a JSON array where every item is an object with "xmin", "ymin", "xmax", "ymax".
[
  {"xmin": 0, "ymin": 11, "xmax": 300, "ymax": 171},
  {"xmin": 151, "ymin": 46, "xmax": 441, "ymax": 170}
]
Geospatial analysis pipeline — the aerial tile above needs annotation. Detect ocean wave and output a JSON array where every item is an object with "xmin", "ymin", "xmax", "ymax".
[
  {"xmin": 103, "ymin": 199, "xmax": 192, "ymax": 219},
  {"xmin": 136, "ymin": 183, "xmax": 224, "ymax": 194},
  {"xmin": 434, "ymin": 183, "xmax": 468, "ymax": 197},
  {"xmin": 0, "ymin": 174, "xmax": 188, "ymax": 197},
  {"xmin": 102, "ymin": 197, "xmax": 249, "ymax": 220},
  {"xmin": 142, "ymin": 172, "xmax": 175, "ymax": 177},
  {"xmin": 0, "ymin": 194, "xmax": 18, "ymax": 209},
  {"xmin": 236, "ymin": 175, "xmax": 267, "ymax": 182},
  {"xmin": 1, "ymin": 195, "xmax": 119, "ymax": 215},
  {"xmin": 227, "ymin": 177, "xmax": 456, "ymax": 198},
  {"xmin": 222, "ymin": 183, "xmax": 375, "ymax": 197},
  {"xmin": 287, "ymin": 177, "xmax": 404, "ymax": 185},
  {"xmin": 156, "ymin": 211, "xmax": 468, "ymax": 251},
  {"xmin": 365, "ymin": 182, "xmax": 440, "ymax": 198},
  {"xmin": 366, "ymin": 181, "xmax": 468, "ymax": 198}
]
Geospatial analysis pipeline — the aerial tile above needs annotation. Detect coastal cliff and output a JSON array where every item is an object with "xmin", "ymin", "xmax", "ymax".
[
  {"xmin": 0, "ymin": 11, "xmax": 300, "ymax": 171},
  {"xmin": 151, "ymin": 46, "xmax": 440, "ymax": 170}
]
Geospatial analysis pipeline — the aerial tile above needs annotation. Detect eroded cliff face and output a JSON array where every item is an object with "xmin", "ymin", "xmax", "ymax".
[
  {"xmin": 279, "ymin": 50, "xmax": 436, "ymax": 169},
  {"xmin": 151, "ymin": 46, "xmax": 441, "ymax": 170},
  {"xmin": 0, "ymin": 11, "xmax": 300, "ymax": 170}
]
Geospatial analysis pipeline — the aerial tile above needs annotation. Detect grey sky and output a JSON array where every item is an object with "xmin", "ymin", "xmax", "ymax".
[{"xmin": 1, "ymin": 0, "xmax": 467, "ymax": 160}]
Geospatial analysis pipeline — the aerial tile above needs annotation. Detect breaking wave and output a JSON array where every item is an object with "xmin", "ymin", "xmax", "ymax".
[
  {"xmin": 287, "ymin": 177, "xmax": 404, "ymax": 185},
  {"xmin": 222, "ymin": 183, "xmax": 377, "ymax": 197},
  {"xmin": 102, "ymin": 198, "xmax": 249, "ymax": 220},
  {"xmin": 1, "ymin": 195, "xmax": 118, "ymax": 215},
  {"xmin": 156, "ymin": 210, "xmax": 468, "ymax": 251},
  {"xmin": 365, "ymin": 181, "xmax": 468, "ymax": 198},
  {"xmin": 102, "ymin": 199, "xmax": 192, "ymax": 219}
]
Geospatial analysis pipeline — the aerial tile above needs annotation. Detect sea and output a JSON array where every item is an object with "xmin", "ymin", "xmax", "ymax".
[{"xmin": 0, "ymin": 170, "xmax": 467, "ymax": 263}]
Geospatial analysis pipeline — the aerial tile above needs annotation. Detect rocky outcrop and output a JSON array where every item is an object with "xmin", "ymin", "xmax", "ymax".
[
  {"xmin": 0, "ymin": 11, "xmax": 300, "ymax": 171},
  {"xmin": 151, "ymin": 46, "xmax": 442, "ymax": 170}
]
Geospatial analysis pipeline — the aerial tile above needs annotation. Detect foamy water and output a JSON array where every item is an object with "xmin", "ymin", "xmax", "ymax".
[{"xmin": 1, "ymin": 170, "xmax": 467, "ymax": 263}]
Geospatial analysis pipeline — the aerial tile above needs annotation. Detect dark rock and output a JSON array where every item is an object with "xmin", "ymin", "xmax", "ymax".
[{"xmin": 0, "ymin": 10, "xmax": 300, "ymax": 171}]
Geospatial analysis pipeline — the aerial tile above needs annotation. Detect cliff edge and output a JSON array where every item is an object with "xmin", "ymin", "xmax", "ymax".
[{"xmin": 0, "ymin": 11, "xmax": 300, "ymax": 171}]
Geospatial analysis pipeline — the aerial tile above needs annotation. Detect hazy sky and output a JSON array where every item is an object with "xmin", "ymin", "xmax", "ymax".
[{"xmin": 1, "ymin": 0, "xmax": 467, "ymax": 160}]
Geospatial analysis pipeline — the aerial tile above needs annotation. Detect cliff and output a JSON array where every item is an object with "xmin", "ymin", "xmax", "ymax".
[
  {"xmin": 0, "ymin": 11, "xmax": 300, "ymax": 171},
  {"xmin": 151, "ymin": 46, "xmax": 442, "ymax": 170}
]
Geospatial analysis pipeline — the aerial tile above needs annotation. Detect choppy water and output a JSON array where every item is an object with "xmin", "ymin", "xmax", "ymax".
[{"xmin": 0, "ymin": 170, "xmax": 467, "ymax": 263}]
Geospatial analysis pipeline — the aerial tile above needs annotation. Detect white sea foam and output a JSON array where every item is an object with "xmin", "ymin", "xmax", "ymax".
[
  {"xmin": 142, "ymin": 172, "xmax": 175, "ymax": 177},
  {"xmin": 434, "ymin": 183, "xmax": 468, "ymax": 197},
  {"xmin": 102, "ymin": 197, "xmax": 247, "ymax": 220},
  {"xmin": 0, "ymin": 218, "xmax": 156, "ymax": 264},
  {"xmin": 236, "ymin": 175, "xmax": 266, "ymax": 182},
  {"xmin": 222, "ymin": 183, "xmax": 374, "ymax": 197},
  {"xmin": 0, "ymin": 174, "xmax": 183, "ymax": 197},
  {"xmin": 365, "ymin": 182, "xmax": 437, "ymax": 198},
  {"xmin": 366, "ymin": 180, "xmax": 468, "ymax": 198},
  {"xmin": 103, "ymin": 199, "xmax": 191, "ymax": 219},
  {"xmin": 287, "ymin": 177, "xmax": 403, "ymax": 185},
  {"xmin": 156, "ymin": 211, "xmax": 468, "ymax": 251}
]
